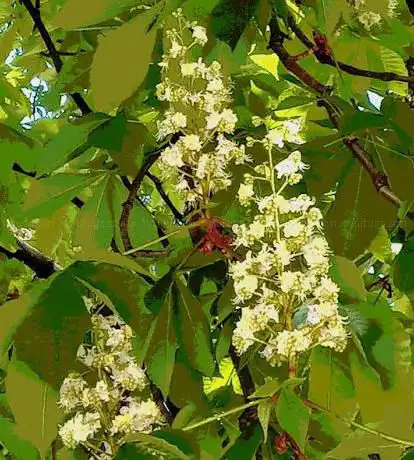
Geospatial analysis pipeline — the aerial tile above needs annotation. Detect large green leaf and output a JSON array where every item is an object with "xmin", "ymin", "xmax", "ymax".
[
  {"xmin": 52, "ymin": 0, "xmax": 140, "ymax": 30},
  {"xmin": 146, "ymin": 289, "xmax": 178, "ymax": 397},
  {"xmin": 74, "ymin": 174, "xmax": 119, "ymax": 251},
  {"xmin": 115, "ymin": 431, "xmax": 194, "ymax": 459},
  {"xmin": 329, "ymin": 256, "xmax": 367, "ymax": 301},
  {"xmin": 0, "ymin": 415, "xmax": 40, "ymax": 460},
  {"xmin": 5, "ymin": 358, "xmax": 63, "ymax": 457},
  {"xmin": 175, "ymin": 277, "xmax": 215, "ymax": 377},
  {"xmin": 276, "ymin": 385, "xmax": 311, "ymax": 452},
  {"xmin": 394, "ymin": 234, "xmax": 414, "ymax": 295},
  {"xmin": 0, "ymin": 282, "xmax": 48, "ymax": 359},
  {"xmin": 23, "ymin": 172, "xmax": 103, "ymax": 218},
  {"xmin": 211, "ymin": 0, "xmax": 259, "ymax": 50},
  {"xmin": 90, "ymin": 7, "xmax": 160, "ymax": 113},
  {"xmin": 308, "ymin": 347, "xmax": 357, "ymax": 418},
  {"xmin": 34, "ymin": 114, "xmax": 107, "ymax": 175},
  {"xmin": 14, "ymin": 268, "xmax": 90, "ymax": 389}
]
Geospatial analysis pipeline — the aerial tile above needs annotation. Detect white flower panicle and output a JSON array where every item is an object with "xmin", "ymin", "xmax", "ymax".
[
  {"xmin": 353, "ymin": 0, "xmax": 399, "ymax": 31},
  {"xmin": 155, "ymin": 9, "xmax": 249, "ymax": 206},
  {"xmin": 230, "ymin": 138, "xmax": 348, "ymax": 368},
  {"xmin": 58, "ymin": 312, "xmax": 163, "ymax": 456}
]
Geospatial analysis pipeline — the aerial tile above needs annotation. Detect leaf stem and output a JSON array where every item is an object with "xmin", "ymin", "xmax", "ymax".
[
  {"xmin": 123, "ymin": 221, "xmax": 205, "ymax": 255},
  {"xmin": 182, "ymin": 399, "xmax": 261, "ymax": 432},
  {"xmin": 305, "ymin": 400, "xmax": 414, "ymax": 448}
]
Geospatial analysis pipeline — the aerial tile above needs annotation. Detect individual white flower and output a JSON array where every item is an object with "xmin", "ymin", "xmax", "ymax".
[
  {"xmin": 170, "ymin": 40, "xmax": 184, "ymax": 58},
  {"xmin": 234, "ymin": 274, "xmax": 258, "ymax": 302},
  {"xmin": 59, "ymin": 412, "xmax": 100, "ymax": 449},
  {"xmin": 181, "ymin": 134, "xmax": 202, "ymax": 151},
  {"xmin": 274, "ymin": 242, "xmax": 292, "ymax": 266},
  {"xmin": 266, "ymin": 129, "xmax": 284, "ymax": 147},
  {"xmin": 289, "ymin": 195, "xmax": 315, "ymax": 213},
  {"xmin": 275, "ymin": 150, "xmax": 308, "ymax": 180},
  {"xmin": 95, "ymin": 380, "xmax": 110, "ymax": 402},
  {"xmin": 111, "ymin": 362, "xmax": 147, "ymax": 391},
  {"xmin": 207, "ymin": 78, "xmax": 224, "ymax": 92},
  {"xmin": 279, "ymin": 271, "xmax": 298, "ymax": 293},
  {"xmin": 181, "ymin": 62, "xmax": 197, "ymax": 76},
  {"xmin": 238, "ymin": 183, "xmax": 255, "ymax": 206},
  {"xmin": 192, "ymin": 25, "xmax": 208, "ymax": 45},
  {"xmin": 206, "ymin": 112, "xmax": 222, "ymax": 130},
  {"xmin": 283, "ymin": 221, "xmax": 305, "ymax": 238},
  {"xmin": 314, "ymin": 277, "xmax": 340, "ymax": 303},
  {"xmin": 111, "ymin": 399, "xmax": 163, "ymax": 435},
  {"xmin": 58, "ymin": 374, "xmax": 88, "ymax": 413},
  {"xmin": 161, "ymin": 144, "xmax": 184, "ymax": 167}
]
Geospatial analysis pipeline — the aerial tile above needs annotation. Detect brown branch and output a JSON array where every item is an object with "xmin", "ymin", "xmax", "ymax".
[
  {"xmin": 20, "ymin": 0, "xmax": 92, "ymax": 116},
  {"xmin": 145, "ymin": 171, "xmax": 184, "ymax": 222},
  {"xmin": 268, "ymin": 11, "xmax": 414, "ymax": 220},
  {"xmin": 0, "ymin": 239, "xmax": 60, "ymax": 279},
  {"xmin": 287, "ymin": 15, "xmax": 414, "ymax": 84}
]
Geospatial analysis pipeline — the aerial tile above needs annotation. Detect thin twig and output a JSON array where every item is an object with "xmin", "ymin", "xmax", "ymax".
[
  {"xmin": 0, "ymin": 239, "xmax": 60, "ymax": 278},
  {"xmin": 20, "ymin": 0, "xmax": 92, "ymax": 115},
  {"xmin": 145, "ymin": 171, "xmax": 184, "ymax": 222},
  {"xmin": 287, "ymin": 15, "xmax": 413, "ymax": 84},
  {"xmin": 268, "ymin": 10, "xmax": 414, "ymax": 220}
]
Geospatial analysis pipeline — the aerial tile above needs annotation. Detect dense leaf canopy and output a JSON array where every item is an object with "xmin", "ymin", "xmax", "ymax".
[{"xmin": 2, "ymin": 0, "xmax": 414, "ymax": 459}]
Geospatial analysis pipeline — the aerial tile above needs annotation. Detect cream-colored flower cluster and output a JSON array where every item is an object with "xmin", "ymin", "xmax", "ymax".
[
  {"xmin": 58, "ymin": 313, "xmax": 163, "ymax": 456},
  {"xmin": 353, "ymin": 0, "xmax": 399, "ymax": 31},
  {"xmin": 155, "ymin": 9, "xmax": 249, "ymax": 207},
  {"xmin": 230, "ymin": 132, "xmax": 348, "ymax": 367}
]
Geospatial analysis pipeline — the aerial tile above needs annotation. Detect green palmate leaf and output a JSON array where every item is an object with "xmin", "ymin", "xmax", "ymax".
[
  {"xmin": 175, "ymin": 277, "xmax": 215, "ymax": 377},
  {"xmin": 170, "ymin": 351, "xmax": 209, "ymax": 409},
  {"xmin": 325, "ymin": 162, "xmax": 396, "ymax": 258},
  {"xmin": 115, "ymin": 433, "xmax": 194, "ymax": 460},
  {"xmin": 128, "ymin": 202, "xmax": 162, "ymax": 250},
  {"xmin": 52, "ymin": 0, "xmax": 140, "ymax": 30},
  {"xmin": 74, "ymin": 174, "xmax": 119, "ymax": 251},
  {"xmin": 394, "ymin": 235, "xmax": 414, "ymax": 295},
  {"xmin": 145, "ymin": 269, "xmax": 175, "ymax": 315},
  {"xmin": 14, "ymin": 268, "xmax": 90, "ymax": 389},
  {"xmin": 90, "ymin": 6, "xmax": 160, "ymax": 113},
  {"xmin": 146, "ymin": 288, "xmax": 178, "ymax": 397},
  {"xmin": 368, "ymin": 225, "xmax": 393, "ymax": 264},
  {"xmin": 0, "ymin": 415, "xmax": 40, "ymax": 460},
  {"xmin": 5, "ymin": 358, "xmax": 63, "ymax": 457},
  {"xmin": 34, "ymin": 114, "xmax": 108, "ymax": 174},
  {"xmin": 276, "ymin": 386, "xmax": 311, "ymax": 452},
  {"xmin": 88, "ymin": 113, "xmax": 155, "ymax": 176},
  {"xmin": 223, "ymin": 424, "xmax": 262, "ymax": 459},
  {"xmin": 351, "ymin": 297, "xmax": 413, "ymax": 389},
  {"xmin": 71, "ymin": 261, "xmax": 154, "ymax": 363},
  {"xmin": 258, "ymin": 400, "xmax": 273, "ymax": 442},
  {"xmin": 307, "ymin": 412, "xmax": 344, "ymax": 457},
  {"xmin": 23, "ymin": 172, "xmax": 103, "ymax": 218},
  {"xmin": 329, "ymin": 256, "xmax": 367, "ymax": 301},
  {"xmin": 340, "ymin": 342, "xmax": 414, "ymax": 460},
  {"xmin": 315, "ymin": 0, "xmax": 350, "ymax": 37},
  {"xmin": 0, "ymin": 282, "xmax": 48, "ymax": 358},
  {"xmin": 211, "ymin": 0, "xmax": 259, "ymax": 50},
  {"xmin": 250, "ymin": 379, "xmax": 281, "ymax": 399},
  {"xmin": 308, "ymin": 347, "xmax": 357, "ymax": 418},
  {"xmin": 380, "ymin": 46, "xmax": 408, "ymax": 96},
  {"xmin": 215, "ymin": 320, "xmax": 232, "ymax": 364}
]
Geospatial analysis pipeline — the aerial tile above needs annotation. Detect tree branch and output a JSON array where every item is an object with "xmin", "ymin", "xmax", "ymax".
[
  {"xmin": 286, "ymin": 15, "xmax": 414, "ymax": 84},
  {"xmin": 268, "ymin": 11, "xmax": 414, "ymax": 220},
  {"xmin": 145, "ymin": 171, "xmax": 184, "ymax": 222},
  {"xmin": 20, "ymin": 0, "xmax": 92, "ymax": 116},
  {"xmin": 0, "ymin": 239, "xmax": 60, "ymax": 278}
]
